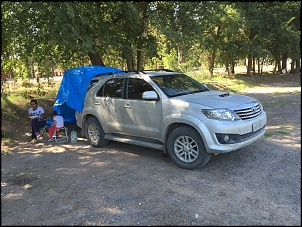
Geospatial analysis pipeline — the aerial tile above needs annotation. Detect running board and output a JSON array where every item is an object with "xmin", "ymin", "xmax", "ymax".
[{"xmin": 105, "ymin": 134, "xmax": 163, "ymax": 150}]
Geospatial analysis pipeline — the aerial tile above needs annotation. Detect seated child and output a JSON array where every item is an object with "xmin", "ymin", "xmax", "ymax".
[{"xmin": 48, "ymin": 110, "xmax": 64, "ymax": 142}]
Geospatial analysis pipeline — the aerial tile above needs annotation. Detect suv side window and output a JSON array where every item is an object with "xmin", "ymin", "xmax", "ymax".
[
  {"xmin": 96, "ymin": 78, "xmax": 124, "ymax": 98},
  {"xmin": 87, "ymin": 79, "xmax": 99, "ymax": 92},
  {"xmin": 127, "ymin": 78, "xmax": 154, "ymax": 100}
]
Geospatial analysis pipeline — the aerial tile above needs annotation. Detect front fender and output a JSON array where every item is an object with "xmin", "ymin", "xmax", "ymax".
[{"xmin": 161, "ymin": 114, "xmax": 204, "ymax": 140}]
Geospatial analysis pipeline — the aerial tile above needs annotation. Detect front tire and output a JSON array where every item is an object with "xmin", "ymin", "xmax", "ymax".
[
  {"xmin": 85, "ymin": 117, "xmax": 109, "ymax": 147},
  {"xmin": 167, "ymin": 126, "xmax": 211, "ymax": 170}
]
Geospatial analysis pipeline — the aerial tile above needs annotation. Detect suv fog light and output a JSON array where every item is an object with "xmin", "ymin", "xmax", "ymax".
[
  {"xmin": 223, "ymin": 135, "xmax": 230, "ymax": 143},
  {"xmin": 216, "ymin": 133, "xmax": 241, "ymax": 144}
]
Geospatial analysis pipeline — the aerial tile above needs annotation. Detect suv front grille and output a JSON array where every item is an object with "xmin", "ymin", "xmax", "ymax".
[{"xmin": 234, "ymin": 102, "xmax": 262, "ymax": 120}]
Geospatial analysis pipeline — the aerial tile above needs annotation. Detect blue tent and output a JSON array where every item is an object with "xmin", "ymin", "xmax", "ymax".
[{"xmin": 53, "ymin": 65, "xmax": 125, "ymax": 123}]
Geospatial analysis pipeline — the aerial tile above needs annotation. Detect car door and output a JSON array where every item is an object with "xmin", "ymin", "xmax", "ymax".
[
  {"xmin": 94, "ymin": 78, "xmax": 125, "ymax": 133},
  {"xmin": 123, "ymin": 78, "xmax": 162, "ymax": 139}
]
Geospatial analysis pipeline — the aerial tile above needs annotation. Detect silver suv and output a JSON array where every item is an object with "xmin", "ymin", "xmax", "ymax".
[{"xmin": 76, "ymin": 69, "xmax": 267, "ymax": 170}]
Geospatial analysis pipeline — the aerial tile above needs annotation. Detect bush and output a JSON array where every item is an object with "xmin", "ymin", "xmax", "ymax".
[{"xmin": 1, "ymin": 77, "xmax": 60, "ymax": 99}]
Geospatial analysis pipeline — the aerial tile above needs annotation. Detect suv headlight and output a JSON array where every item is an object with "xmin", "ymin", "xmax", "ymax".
[{"xmin": 202, "ymin": 109, "xmax": 240, "ymax": 121}]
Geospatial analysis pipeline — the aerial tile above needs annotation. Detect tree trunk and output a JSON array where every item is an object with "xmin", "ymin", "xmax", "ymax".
[
  {"xmin": 274, "ymin": 56, "xmax": 281, "ymax": 73},
  {"xmin": 136, "ymin": 2, "xmax": 148, "ymax": 71},
  {"xmin": 295, "ymin": 58, "xmax": 301, "ymax": 73},
  {"xmin": 252, "ymin": 56, "xmax": 256, "ymax": 76},
  {"xmin": 31, "ymin": 61, "xmax": 35, "ymax": 78},
  {"xmin": 290, "ymin": 59, "xmax": 295, "ymax": 73},
  {"xmin": 260, "ymin": 58, "xmax": 264, "ymax": 76},
  {"xmin": 257, "ymin": 58, "xmax": 261, "ymax": 76},
  {"xmin": 177, "ymin": 44, "xmax": 183, "ymax": 68},
  {"xmin": 88, "ymin": 53, "xmax": 105, "ymax": 66},
  {"xmin": 225, "ymin": 60, "xmax": 231, "ymax": 76},
  {"xmin": 207, "ymin": 50, "xmax": 216, "ymax": 77},
  {"xmin": 225, "ymin": 63, "xmax": 230, "ymax": 76},
  {"xmin": 277, "ymin": 60, "xmax": 282, "ymax": 72},
  {"xmin": 51, "ymin": 62, "xmax": 55, "ymax": 77},
  {"xmin": 137, "ymin": 50, "xmax": 143, "ymax": 71},
  {"xmin": 126, "ymin": 57, "xmax": 135, "ymax": 71},
  {"xmin": 281, "ymin": 53, "xmax": 287, "ymax": 73},
  {"xmin": 231, "ymin": 62, "xmax": 235, "ymax": 75},
  {"xmin": 247, "ymin": 55, "xmax": 252, "ymax": 76}
]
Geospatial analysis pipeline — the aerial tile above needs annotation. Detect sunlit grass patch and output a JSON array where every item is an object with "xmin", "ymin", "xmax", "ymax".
[
  {"xmin": 1, "ymin": 78, "xmax": 60, "ymax": 99},
  {"xmin": 1, "ymin": 144, "xmax": 13, "ymax": 155},
  {"xmin": 187, "ymin": 71, "xmax": 258, "ymax": 93},
  {"xmin": 264, "ymin": 125, "xmax": 293, "ymax": 138},
  {"xmin": 261, "ymin": 97, "xmax": 301, "ymax": 108},
  {"xmin": 264, "ymin": 130, "xmax": 291, "ymax": 138},
  {"xmin": 1, "ymin": 95, "xmax": 28, "ymax": 122},
  {"xmin": 26, "ymin": 183, "xmax": 48, "ymax": 190}
]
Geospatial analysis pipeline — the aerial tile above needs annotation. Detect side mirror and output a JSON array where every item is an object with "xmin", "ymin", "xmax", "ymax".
[{"xmin": 142, "ymin": 91, "xmax": 159, "ymax": 100}]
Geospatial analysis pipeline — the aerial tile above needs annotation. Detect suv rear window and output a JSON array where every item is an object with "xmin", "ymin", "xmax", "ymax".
[
  {"xmin": 87, "ymin": 79, "xmax": 99, "ymax": 91},
  {"xmin": 97, "ymin": 78, "xmax": 124, "ymax": 98}
]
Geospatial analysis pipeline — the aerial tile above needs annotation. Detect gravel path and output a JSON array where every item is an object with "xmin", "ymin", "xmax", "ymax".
[{"xmin": 1, "ymin": 84, "xmax": 301, "ymax": 226}]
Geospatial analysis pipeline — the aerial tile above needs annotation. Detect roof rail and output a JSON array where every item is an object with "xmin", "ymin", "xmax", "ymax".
[
  {"xmin": 143, "ymin": 69, "xmax": 174, "ymax": 72},
  {"xmin": 122, "ymin": 69, "xmax": 175, "ymax": 74},
  {"xmin": 123, "ymin": 70, "xmax": 143, "ymax": 74}
]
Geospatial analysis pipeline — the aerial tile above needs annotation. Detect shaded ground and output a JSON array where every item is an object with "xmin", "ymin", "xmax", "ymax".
[{"xmin": 1, "ymin": 73, "xmax": 301, "ymax": 226}]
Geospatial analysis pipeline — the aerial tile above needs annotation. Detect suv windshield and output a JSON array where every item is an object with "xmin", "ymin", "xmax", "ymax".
[{"xmin": 150, "ymin": 74, "xmax": 209, "ymax": 97}]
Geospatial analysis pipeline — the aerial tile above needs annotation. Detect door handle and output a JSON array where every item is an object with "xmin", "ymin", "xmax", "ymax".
[
  {"xmin": 124, "ymin": 104, "xmax": 131, "ymax": 109},
  {"xmin": 95, "ymin": 102, "xmax": 100, "ymax": 105}
]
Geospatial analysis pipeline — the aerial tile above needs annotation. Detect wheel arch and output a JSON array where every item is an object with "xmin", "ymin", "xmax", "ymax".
[
  {"xmin": 81, "ymin": 113, "xmax": 108, "ymax": 138},
  {"xmin": 163, "ymin": 121, "xmax": 205, "ymax": 153}
]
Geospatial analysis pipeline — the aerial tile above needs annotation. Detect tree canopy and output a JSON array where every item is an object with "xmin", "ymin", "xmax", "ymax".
[{"xmin": 1, "ymin": 1, "xmax": 300, "ymax": 79}]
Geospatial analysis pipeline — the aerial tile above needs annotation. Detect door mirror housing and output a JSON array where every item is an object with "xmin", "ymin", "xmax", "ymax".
[{"xmin": 142, "ymin": 91, "xmax": 159, "ymax": 100}]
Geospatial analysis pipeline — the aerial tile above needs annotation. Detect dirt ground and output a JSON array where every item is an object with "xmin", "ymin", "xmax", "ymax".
[{"xmin": 1, "ymin": 73, "xmax": 301, "ymax": 226}]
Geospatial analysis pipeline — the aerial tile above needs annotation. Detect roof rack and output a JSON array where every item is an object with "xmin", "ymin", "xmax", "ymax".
[
  {"xmin": 123, "ymin": 70, "xmax": 142, "ymax": 74},
  {"xmin": 143, "ymin": 69, "xmax": 174, "ymax": 72},
  {"xmin": 121, "ymin": 69, "xmax": 175, "ymax": 74}
]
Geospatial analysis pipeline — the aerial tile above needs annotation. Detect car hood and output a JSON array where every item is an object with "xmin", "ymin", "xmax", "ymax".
[{"xmin": 172, "ymin": 90, "xmax": 256, "ymax": 109}]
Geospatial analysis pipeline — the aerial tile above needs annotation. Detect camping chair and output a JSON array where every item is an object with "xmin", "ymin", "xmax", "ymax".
[
  {"xmin": 41, "ymin": 103, "xmax": 77, "ymax": 143},
  {"xmin": 53, "ymin": 126, "xmax": 68, "ymax": 143},
  {"xmin": 40, "ymin": 118, "xmax": 69, "ymax": 143},
  {"xmin": 40, "ymin": 118, "xmax": 53, "ymax": 138}
]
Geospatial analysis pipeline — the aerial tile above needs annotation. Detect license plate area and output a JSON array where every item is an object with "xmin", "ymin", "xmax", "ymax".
[{"xmin": 252, "ymin": 119, "xmax": 264, "ymax": 132}]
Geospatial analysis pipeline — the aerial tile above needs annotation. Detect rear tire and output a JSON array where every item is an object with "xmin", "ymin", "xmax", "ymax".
[
  {"xmin": 167, "ymin": 126, "xmax": 211, "ymax": 170},
  {"xmin": 85, "ymin": 117, "xmax": 109, "ymax": 148}
]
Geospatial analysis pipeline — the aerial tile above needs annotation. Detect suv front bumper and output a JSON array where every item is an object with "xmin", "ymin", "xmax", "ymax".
[{"xmin": 197, "ymin": 111, "xmax": 267, "ymax": 154}]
